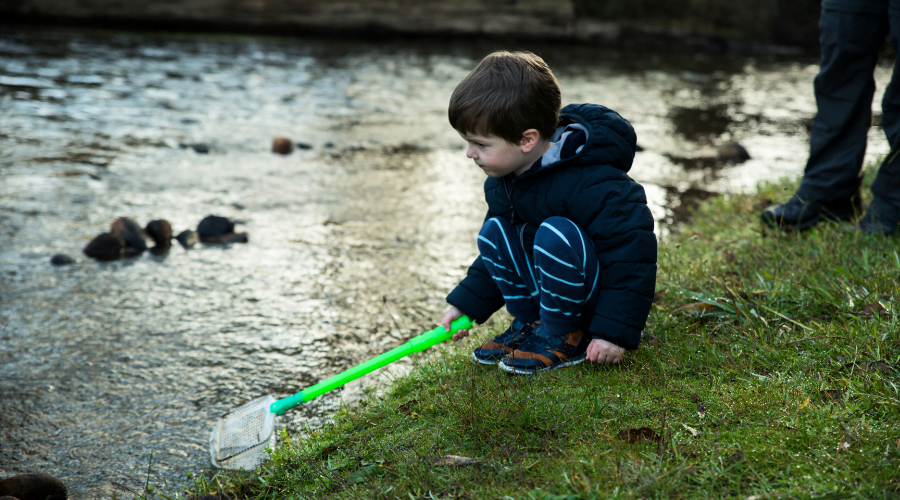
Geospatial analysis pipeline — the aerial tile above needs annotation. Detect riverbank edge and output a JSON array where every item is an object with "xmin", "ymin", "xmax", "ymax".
[
  {"xmin": 170, "ymin": 175, "xmax": 899, "ymax": 499},
  {"xmin": 2, "ymin": 10, "xmax": 808, "ymax": 55}
]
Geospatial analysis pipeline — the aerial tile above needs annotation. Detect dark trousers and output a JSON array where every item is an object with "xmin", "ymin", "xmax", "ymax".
[
  {"xmin": 797, "ymin": 0, "xmax": 900, "ymax": 213},
  {"xmin": 477, "ymin": 217, "xmax": 600, "ymax": 338}
]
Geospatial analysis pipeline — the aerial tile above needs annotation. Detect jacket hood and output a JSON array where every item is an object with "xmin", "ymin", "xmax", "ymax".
[{"xmin": 539, "ymin": 103, "xmax": 637, "ymax": 174}]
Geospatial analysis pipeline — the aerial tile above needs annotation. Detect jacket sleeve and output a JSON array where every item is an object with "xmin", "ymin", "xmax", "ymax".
[
  {"xmin": 568, "ymin": 175, "xmax": 657, "ymax": 350},
  {"xmin": 445, "ymin": 213, "xmax": 506, "ymax": 323}
]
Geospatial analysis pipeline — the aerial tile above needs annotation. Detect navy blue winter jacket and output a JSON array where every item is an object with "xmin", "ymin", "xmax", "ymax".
[{"xmin": 446, "ymin": 103, "xmax": 657, "ymax": 350}]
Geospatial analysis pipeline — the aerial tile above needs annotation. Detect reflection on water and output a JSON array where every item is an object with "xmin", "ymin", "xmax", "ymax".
[{"xmin": 0, "ymin": 26, "xmax": 893, "ymax": 498}]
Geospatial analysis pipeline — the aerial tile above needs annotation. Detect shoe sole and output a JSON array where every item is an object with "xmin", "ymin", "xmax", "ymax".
[
  {"xmin": 761, "ymin": 205, "xmax": 859, "ymax": 232},
  {"xmin": 498, "ymin": 352, "xmax": 587, "ymax": 375},
  {"xmin": 472, "ymin": 352, "xmax": 501, "ymax": 365}
]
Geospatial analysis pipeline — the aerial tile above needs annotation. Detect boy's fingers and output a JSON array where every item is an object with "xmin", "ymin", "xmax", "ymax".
[{"xmin": 451, "ymin": 329, "xmax": 470, "ymax": 341}]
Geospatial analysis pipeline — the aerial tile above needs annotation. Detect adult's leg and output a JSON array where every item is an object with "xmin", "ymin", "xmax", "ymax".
[
  {"xmin": 798, "ymin": 6, "xmax": 888, "ymax": 201},
  {"xmin": 476, "ymin": 217, "xmax": 540, "ymax": 323},
  {"xmin": 863, "ymin": 0, "xmax": 900, "ymax": 233},
  {"xmin": 762, "ymin": 5, "xmax": 888, "ymax": 230}
]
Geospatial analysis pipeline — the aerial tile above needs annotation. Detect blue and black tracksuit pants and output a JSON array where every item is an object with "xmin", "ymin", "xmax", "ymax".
[
  {"xmin": 477, "ymin": 216, "xmax": 600, "ymax": 338},
  {"xmin": 798, "ymin": 0, "xmax": 900, "ymax": 215}
]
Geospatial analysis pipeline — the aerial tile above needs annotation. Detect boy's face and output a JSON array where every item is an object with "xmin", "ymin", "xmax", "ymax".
[{"xmin": 458, "ymin": 132, "xmax": 534, "ymax": 178}]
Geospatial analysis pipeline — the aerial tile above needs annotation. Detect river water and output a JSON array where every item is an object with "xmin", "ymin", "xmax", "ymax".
[{"xmin": 0, "ymin": 25, "xmax": 893, "ymax": 498}]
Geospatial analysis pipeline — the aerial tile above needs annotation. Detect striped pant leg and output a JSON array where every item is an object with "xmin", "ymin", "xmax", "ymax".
[
  {"xmin": 532, "ymin": 216, "xmax": 600, "ymax": 337},
  {"xmin": 477, "ymin": 217, "xmax": 541, "ymax": 324}
]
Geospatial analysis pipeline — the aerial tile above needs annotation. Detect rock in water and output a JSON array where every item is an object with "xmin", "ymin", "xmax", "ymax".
[
  {"xmin": 145, "ymin": 219, "xmax": 173, "ymax": 249},
  {"xmin": 0, "ymin": 473, "xmax": 68, "ymax": 500},
  {"xmin": 50, "ymin": 254, "xmax": 75, "ymax": 266},
  {"xmin": 110, "ymin": 217, "xmax": 147, "ymax": 253},
  {"xmin": 176, "ymin": 229, "xmax": 199, "ymax": 249},
  {"xmin": 205, "ymin": 232, "xmax": 249, "ymax": 244},
  {"xmin": 717, "ymin": 142, "xmax": 751, "ymax": 164},
  {"xmin": 197, "ymin": 215, "xmax": 235, "ymax": 239},
  {"xmin": 83, "ymin": 233, "xmax": 123, "ymax": 261},
  {"xmin": 272, "ymin": 136, "xmax": 294, "ymax": 154}
]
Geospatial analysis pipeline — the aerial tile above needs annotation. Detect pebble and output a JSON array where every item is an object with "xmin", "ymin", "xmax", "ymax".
[
  {"xmin": 110, "ymin": 217, "xmax": 147, "ymax": 253},
  {"xmin": 197, "ymin": 215, "xmax": 235, "ymax": 238},
  {"xmin": 83, "ymin": 233, "xmax": 123, "ymax": 261},
  {"xmin": 717, "ymin": 141, "xmax": 751, "ymax": 164},
  {"xmin": 176, "ymin": 229, "xmax": 199, "ymax": 249},
  {"xmin": 272, "ymin": 136, "xmax": 294, "ymax": 154},
  {"xmin": 145, "ymin": 219, "xmax": 173, "ymax": 249},
  {"xmin": 50, "ymin": 254, "xmax": 75, "ymax": 266}
]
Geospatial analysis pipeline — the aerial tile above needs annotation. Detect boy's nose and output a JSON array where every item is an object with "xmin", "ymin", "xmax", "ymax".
[{"xmin": 466, "ymin": 145, "xmax": 477, "ymax": 159}]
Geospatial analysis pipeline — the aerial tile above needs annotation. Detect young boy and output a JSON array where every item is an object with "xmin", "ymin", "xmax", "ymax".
[{"xmin": 440, "ymin": 51, "xmax": 657, "ymax": 374}]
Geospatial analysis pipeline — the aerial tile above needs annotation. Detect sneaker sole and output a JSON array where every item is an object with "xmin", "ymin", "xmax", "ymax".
[
  {"xmin": 498, "ymin": 352, "xmax": 587, "ymax": 375},
  {"xmin": 472, "ymin": 352, "xmax": 501, "ymax": 365}
]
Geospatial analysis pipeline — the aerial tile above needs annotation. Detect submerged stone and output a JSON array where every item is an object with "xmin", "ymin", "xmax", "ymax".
[
  {"xmin": 145, "ymin": 219, "xmax": 173, "ymax": 249},
  {"xmin": 176, "ymin": 229, "xmax": 199, "ymax": 249},
  {"xmin": 717, "ymin": 141, "xmax": 751, "ymax": 164},
  {"xmin": 272, "ymin": 136, "xmax": 293, "ymax": 154},
  {"xmin": 197, "ymin": 215, "xmax": 235, "ymax": 238},
  {"xmin": 203, "ymin": 232, "xmax": 249, "ymax": 244},
  {"xmin": 83, "ymin": 232, "xmax": 123, "ymax": 261},
  {"xmin": 110, "ymin": 217, "xmax": 147, "ymax": 253},
  {"xmin": 50, "ymin": 254, "xmax": 75, "ymax": 266}
]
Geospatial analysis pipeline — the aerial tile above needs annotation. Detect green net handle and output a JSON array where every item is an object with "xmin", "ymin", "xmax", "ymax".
[{"xmin": 270, "ymin": 315, "xmax": 474, "ymax": 415}]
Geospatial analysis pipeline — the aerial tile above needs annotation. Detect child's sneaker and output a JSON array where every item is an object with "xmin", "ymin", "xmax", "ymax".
[
  {"xmin": 472, "ymin": 318, "xmax": 534, "ymax": 365},
  {"xmin": 498, "ymin": 323, "xmax": 590, "ymax": 375}
]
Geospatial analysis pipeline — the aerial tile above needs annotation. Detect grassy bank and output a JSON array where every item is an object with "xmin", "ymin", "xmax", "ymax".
[{"xmin": 178, "ymin": 178, "xmax": 899, "ymax": 499}]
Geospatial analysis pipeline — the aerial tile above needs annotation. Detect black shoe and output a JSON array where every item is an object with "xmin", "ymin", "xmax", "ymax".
[
  {"xmin": 760, "ymin": 191, "xmax": 861, "ymax": 232},
  {"xmin": 855, "ymin": 197, "xmax": 900, "ymax": 235}
]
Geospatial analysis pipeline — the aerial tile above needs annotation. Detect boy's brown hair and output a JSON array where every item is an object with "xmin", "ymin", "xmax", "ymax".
[{"xmin": 448, "ymin": 51, "xmax": 561, "ymax": 144}]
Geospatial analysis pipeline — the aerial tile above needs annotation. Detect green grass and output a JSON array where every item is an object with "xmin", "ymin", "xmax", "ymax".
[{"xmin": 172, "ymin": 178, "xmax": 900, "ymax": 499}]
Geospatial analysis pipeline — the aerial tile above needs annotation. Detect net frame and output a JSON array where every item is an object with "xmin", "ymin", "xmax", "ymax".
[{"xmin": 209, "ymin": 395, "xmax": 277, "ymax": 470}]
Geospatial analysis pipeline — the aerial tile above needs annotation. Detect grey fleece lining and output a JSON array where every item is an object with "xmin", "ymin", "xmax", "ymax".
[{"xmin": 542, "ymin": 122, "xmax": 589, "ymax": 167}]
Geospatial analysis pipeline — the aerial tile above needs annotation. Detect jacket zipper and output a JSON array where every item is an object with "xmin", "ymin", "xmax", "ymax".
[{"xmin": 503, "ymin": 176, "xmax": 528, "ymax": 250}]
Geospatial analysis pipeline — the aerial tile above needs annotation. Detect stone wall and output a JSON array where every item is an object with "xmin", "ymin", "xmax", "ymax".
[{"xmin": 1, "ymin": 0, "xmax": 818, "ymax": 52}]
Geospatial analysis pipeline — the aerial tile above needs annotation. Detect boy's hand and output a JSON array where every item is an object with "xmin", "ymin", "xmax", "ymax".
[
  {"xmin": 441, "ymin": 306, "xmax": 471, "ymax": 341},
  {"xmin": 586, "ymin": 338, "xmax": 624, "ymax": 364}
]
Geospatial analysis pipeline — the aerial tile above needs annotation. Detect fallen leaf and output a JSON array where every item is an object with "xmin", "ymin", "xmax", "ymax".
[
  {"xmin": 696, "ymin": 401, "xmax": 707, "ymax": 418},
  {"xmin": 839, "ymin": 360, "xmax": 894, "ymax": 373},
  {"xmin": 398, "ymin": 399, "xmax": 417, "ymax": 415},
  {"xmin": 725, "ymin": 450, "xmax": 743, "ymax": 464},
  {"xmin": 615, "ymin": 427, "xmax": 660, "ymax": 443},
  {"xmin": 860, "ymin": 302, "xmax": 890, "ymax": 318},
  {"xmin": 681, "ymin": 423, "xmax": 701, "ymax": 436},
  {"xmin": 868, "ymin": 361, "xmax": 894, "ymax": 373},
  {"xmin": 837, "ymin": 425, "xmax": 852, "ymax": 452},
  {"xmin": 679, "ymin": 302, "xmax": 719, "ymax": 315},
  {"xmin": 432, "ymin": 455, "xmax": 480, "ymax": 466},
  {"xmin": 652, "ymin": 288, "xmax": 667, "ymax": 303},
  {"xmin": 347, "ymin": 464, "xmax": 380, "ymax": 484},
  {"xmin": 820, "ymin": 389, "xmax": 845, "ymax": 403},
  {"xmin": 689, "ymin": 393, "xmax": 701, "ymax": 402}
]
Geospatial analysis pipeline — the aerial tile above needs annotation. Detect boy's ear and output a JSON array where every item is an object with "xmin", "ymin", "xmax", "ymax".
[{"xmin": 519, "ymin": 129, "xmax": 542, "ymax": 153}]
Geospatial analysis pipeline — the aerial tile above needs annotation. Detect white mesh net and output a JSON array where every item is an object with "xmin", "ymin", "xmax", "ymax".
[{"xmin": 209, "ymin": 395, "xmax": 277, "ymax": 470}]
